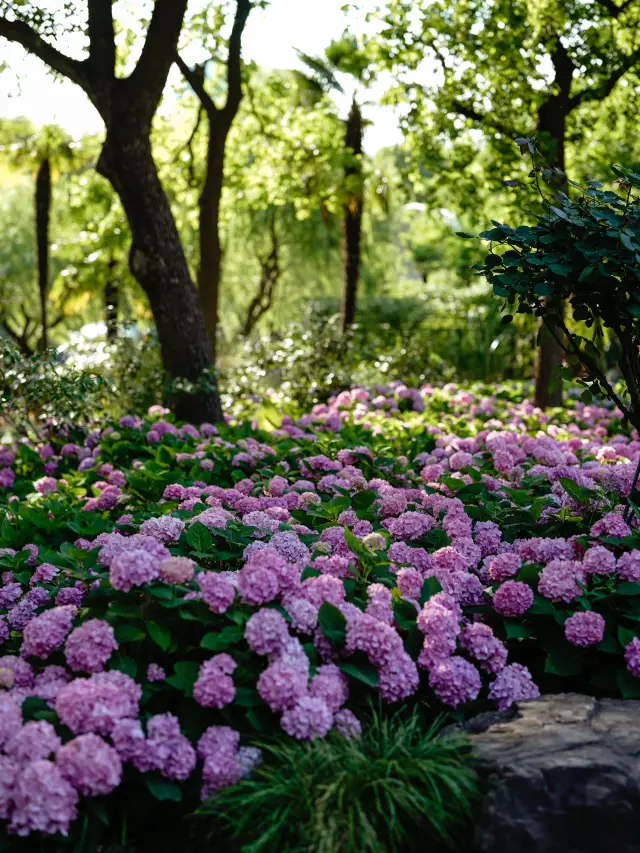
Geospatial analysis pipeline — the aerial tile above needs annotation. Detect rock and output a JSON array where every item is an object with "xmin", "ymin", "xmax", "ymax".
[{"xmin": 467, "ymin": 693, "xmax": 640, "ymax": 853}]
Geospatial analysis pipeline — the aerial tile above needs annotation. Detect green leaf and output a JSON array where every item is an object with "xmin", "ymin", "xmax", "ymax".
[
  {"xmin": 351, "ymin": 489, "xmax": 377, "ymax": 510},
  {"xmin": 544, "ymin": 646, "xmax": 583, "ymax": 677},
  {"xmin": 144, "ymin": 775, "xmax": 182, "ymax": 802},
  {"xmin": 618, "ymin": 626, "xmax": 638, "ymax": 648},
  {"xmin": 166, "ymin": 661, "xmax": 200, "ymax": 692},
  {"xmin": 503, "ymin": 619, "xmax": 534, "ymax": 639},
  {"xmin": 200, "ymin": 625, "xmax": 245, "ymax": 652},
  {"xmin": 393, "ymin": 598, "xmax": 418, "ymax": 631},
  {"xmin": 557, "ymin": 477, "xmax": 596, "ymax": 506},
  {"xmin": 234, "ymin": 687, "xmax": 262, "ymax": 707},
  {"xmin": 186, "ymin": 522, "xmax": 213, "ymax": 553},
  {"xmin": 110, "ymin": 653, "xmax": 137, "ymax": 679},
  {"xmin": 339, "ymin": 659, "xmax": 379, "ymax": 688},
  {"xmin": 343, "ymin": 527, "xmax": 368, "ymax": 559},
  {"xmin": 147, "ymin": 621, "xmax": 172, "ymax": 651},
  {"xmin": 616, "ymin": 582, "xmax": 640, "ymax": 596},
  {"xmin": 318, "ymin": 601, "xmax": 347, "ymax": 645},
  {"xmin": 420, "ymin": 576, "xmax": 442, "ymax": 604},
  {"xmin": 456, "ymin": 231, "xmax": 476, "ymax": 239},
  {"xmin": 617, "ymin": 668, "xmax": 640, "ymax": 699},
  {"xmin": 114, "ymin": 624, "xmax": 146, "ymax": 644}
]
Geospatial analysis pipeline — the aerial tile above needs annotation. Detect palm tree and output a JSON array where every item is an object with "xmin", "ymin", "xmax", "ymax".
[
  {"xmin": 0, "ymin": 120, "xmax": 77, "ymax": 350},
  {"xmin": 296, "ymin": 35, "xmax": 371, "ymax": 332}
]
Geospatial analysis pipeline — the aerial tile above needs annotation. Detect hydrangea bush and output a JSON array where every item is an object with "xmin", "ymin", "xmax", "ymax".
[{"xmin": 1, "ymin": 380, "xmax": 640, "ymax": 846}]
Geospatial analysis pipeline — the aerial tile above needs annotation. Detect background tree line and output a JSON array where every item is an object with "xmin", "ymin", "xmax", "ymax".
[{"xmin": 1, "ymin": 0, "xmax": 639, "ymax": 419}]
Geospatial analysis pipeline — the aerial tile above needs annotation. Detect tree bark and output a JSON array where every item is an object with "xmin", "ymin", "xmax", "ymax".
[
  {"xmin": 533, "ymin": 39, "xmax": 572, "ymax": 409},
  {"xmin": 104, "ymin": 256, "xmax": 118, "ymax": 342},
  {"xmin": 342, "ymin": 97, "xmax": 364, "ymax": 332},
  {"xmin": 242, "ymin": 213, "xmax": 281, "ymax": 337},
  {"xmin": 198, "ymin": 130, "xmax": 225, "ymax": 361},
  {"xmin": 97, "ymin": 112, "xmax": 222, "ymax": 423},
  {"xmin": 35, "ymin": 157, "xmax": 51, "ymax": 352}
]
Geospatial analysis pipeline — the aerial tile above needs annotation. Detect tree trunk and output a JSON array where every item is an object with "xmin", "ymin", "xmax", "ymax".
[
  {"xmin": 198, "ymin": 129, "xmax": 225, "ymax": 361},
  {"xmin": 35, "ymin": 158, "xmax": 51, "ymax": 352},
  {"xmin": 97, "ymin": 115, "xmax": 222, "ymax": 423},
  {"xmin": 534, "ymin": 81, "xmax": 569, "ymax": 409},
  {"xmin": 242, "ymin": 213, "xmax": 280, "ymax": 337},
  {"xmin": 104, "ymin": 257, "xmax": 118, "ymax": 342},
  {"xmin": 342, "ymin": 98, "xmax": 364, "ymax": 332}
]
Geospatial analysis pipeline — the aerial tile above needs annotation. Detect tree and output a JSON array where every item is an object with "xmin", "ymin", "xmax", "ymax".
[
  {"xmin": 174, "ymin": 0, "xmax": 254, "ymax": 359},
  {"xmin": 0, "ymin": 0, "xmax": 228, "ymax": 421},
  {"xmin": 297, "ymin": 34, "xmax": 373, "ymax": 331},
  {"xmin": 0, "ymin": 120, "xmax": 78, "ymax": 351},
  {"xmin": 376, "ymin": 0, "xmax": 640, "ymax": 407}
]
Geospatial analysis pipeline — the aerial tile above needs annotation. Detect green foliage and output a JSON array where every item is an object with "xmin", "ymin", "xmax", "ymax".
[
  {"xmin": 0, "ymin": 341, "xmax": 107, "ymax": 439},
  {"xmin": 200, "ymin": 709, "xmax": 477, "ymax": 853},
  {"xmin": 478, "ymin": 145, "xmax": 640, "ymax": 427}
]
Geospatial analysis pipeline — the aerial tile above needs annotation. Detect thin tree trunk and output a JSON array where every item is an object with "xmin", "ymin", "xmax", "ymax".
[
  {"xmin": 533, "ymin": 40, "xmax": 571, "ymax": 409},
  {"xmin": 35, "ymin": 158, "xmax": 51, "ymax": 352},
  {"xmin": 104, "ymin": 257, "xmax": 118, "ymax": 342},
  {"xmin": 342, "ymin": 98, "xmax": 364, "ymax": 332},
  {"xmin": 97, "ymin": 118, "xmax": 222, "ymax": 423},
  {"xmin": 198, "ymin": 131, "xmax": 225, "ymax": 361},
  {"xmin": 242, "ymin": 213, "xmax": 281, "ymax": 337}
]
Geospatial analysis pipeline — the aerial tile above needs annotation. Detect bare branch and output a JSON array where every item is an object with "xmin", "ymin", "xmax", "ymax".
[
  {"xmin": 568, "ymin": 45, "xmax": 640, "ymax": 111},
  {"xmin": 0, "ymin": 15, "xmax": 88, "ymax": 89},
  {"xmin": 175, "ymin": 53, "xmax": 218, "ymax": 117},
  {"xmin": 182, "ymin": 105, "xmax": 204, "ymax": 187}
]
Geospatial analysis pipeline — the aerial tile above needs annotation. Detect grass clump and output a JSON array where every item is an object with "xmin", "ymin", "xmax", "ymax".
[{"xmin": 199, "ymin": 707, "xmax": 477, "ymax": 853}]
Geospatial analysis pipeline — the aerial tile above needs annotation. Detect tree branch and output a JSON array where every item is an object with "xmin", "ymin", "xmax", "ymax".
[
  {"xmin": 0, "ymin": 15, "xmax": 89, "ymax": 89},
  {"xmin": 451, "ymin": 100, "xmax": 517, "ymax": 139},
  {"xmin": 593, "ymin": 0, "xmax": 638, "ymax": 17},
  {"xmin": 128, "ymin": 0, "xmax": 189, "ymax": 114},
  {"xmin": 223, "ymin": 0, "xmax": 253, "ymax": 120},
  {"xmin": 87, "ymin": 0, "xmax": 116, "ymax": 78},
  {"xmin": 568, "ymin": 45, "xmax": 640, "ymax": 111},
  {"xmin": 175, "ymin": 53, "xmax": 218, "ymax": 117}
]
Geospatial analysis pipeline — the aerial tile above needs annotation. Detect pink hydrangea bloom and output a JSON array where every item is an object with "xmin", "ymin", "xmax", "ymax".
[
  {"xmin": 429, "ymin": 657, "xmax": 481, "ymax": 707},
  {"xmin": 281, "ymin": 696, "xmax": 333, "ymax": 740},
  {"xmin": 489, "ymin": 663, "xmax": 540, "ymax": 710},
  {"xmin": 193, "ymin": 655, "xmax": 237, "ymax": 709},
  {"xmin": 21, "ymin": 606, "xmax": 76, "ymax": 659},
  {"xmin": 56, "ymin": 733, "xmax": 122, "ymax": 796},
  {"xmin": 564, "ymin": 611, "xmax": 605, "ymax": 647},
  {"xmin": 64, "ymin": 619, "xmax": 118, "ymax": 673},
  {"xmin": 245, "ymin": 609, "xmax": 290, "ymax": 656},
  {"xmin": 493, "ymin": 581, "xmax": 534, "ymax": 617},
  {"xmin": 10, "ymin": 760, "xmax": 78, "ymax": 837}
]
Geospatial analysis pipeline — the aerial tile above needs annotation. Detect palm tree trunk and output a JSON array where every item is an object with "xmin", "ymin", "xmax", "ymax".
[
  {"xmin": 35, "ymin": 158, "xmax": 51, "ymax": 352},
  {"xmin": 342, "ymin": 97, "xmax": 364, "ymax": 332}
]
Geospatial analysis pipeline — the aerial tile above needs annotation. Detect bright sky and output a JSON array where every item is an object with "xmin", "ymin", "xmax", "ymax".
[{"xmin": 0, "ymin": 0, "xmax": 403, "ymax": 152}]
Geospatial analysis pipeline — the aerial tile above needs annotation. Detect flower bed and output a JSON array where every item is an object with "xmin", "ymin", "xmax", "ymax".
[{"xmin": 0, "ymin": 381, "xmax": 639, "ymax": 845}]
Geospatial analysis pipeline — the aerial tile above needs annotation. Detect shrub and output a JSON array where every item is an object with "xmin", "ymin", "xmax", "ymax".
[
  {"xmin": 478, "ymin": 142, "xmax": 640, "ymax": 429},
  {"xmin": 0, "ymin": 380, "xmax": 639, "ymax": 846},
  {"xmin": 201, "ymin": 708, "xmax": 477, "ymax": 853}
]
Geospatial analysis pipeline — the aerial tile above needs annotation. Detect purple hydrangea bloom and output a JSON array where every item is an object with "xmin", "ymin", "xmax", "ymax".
[
  {"xmin": 429, "ymin": 657, "xmax": 481, "ymax": 708},
  {"xmin": 488, "ymin": 662, "xmax": 540, "ymax": 709},
  {"xmin": 56, "ymin": 733, "xmax": 122, "ymax": 796},
  {"xmin": 64, "ymin": 619, "xmax": 118, "ymax": 673},
  {"xmin": 198, "ymin": 571, "xmax": 236, "ymax": 614},
  {"xmin": 193, "ymin": 655, "xmax": 237, "ymax": 709},
  {"xmin": 55, "ymin": 671, "xmax": 141, "ymax": 735},
  {"xmin": 21, "ymin": 606, "xmax": 76, "ymax": 659},
  {"xmin": 492, "ymin": 581, "xmax": 534, "ymax": 617},
  {"xmin": 280, "ymin": 696, "xmax": 333, "ymax": 740},
  {"xmin": 245, "ymin": 609, "xmax": 290, "ymax": 656},
  {"xmin": 6, "ymin": 721, "xmax": 61, "ymax": 762},
  {"xmin": 110, "ymin": 548, "xmax": 160, "ymax": 592},
  {"xmin": 564, "ymin": 611, "xmax": 605, "ymax": 647},
  {"xmin": 10, "ymin": 760, "xmax": 78, "ymax": 837}
]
